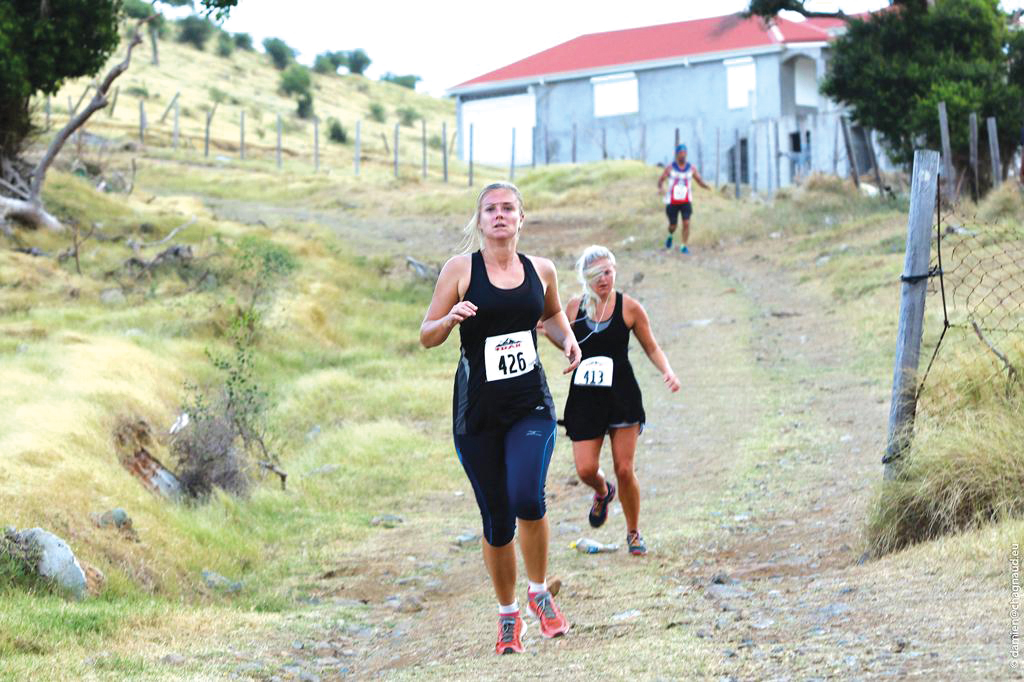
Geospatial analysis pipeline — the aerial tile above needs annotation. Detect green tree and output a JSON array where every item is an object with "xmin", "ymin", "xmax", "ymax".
[
  {"xmin": 216, "ymin": 31, "xmax": 234, "ymax": 57},
  {"xmin": 346, "ymin": 48, "xmax": 371, "ymax": 75},
  {"xmin": 818, "ymin": 0, "xmax": 1023, "ymax": 180},
  {"xmin": 279, "ymin": 64, "xmax": 311, "ymax": 97},
  {"xmin": 0, "ymin": 0, "xmax": 121, "ymax": 157},
  {"xmin": 380, "ymin": 72, "xmax": 420, "ymax": 90},
  {"xmin": 233, "ymin": 32, "xmax": 254, "ymax": 50},
  {"xmin": 262, "ymin": 37, "xmax": 295, "ymax": 70},
  {"xmin": 177, "ymin": 15, "xmax": 216, "ymax": 50},
  {"xmin": 313, "ymin": 52, "xmax": 337, "ymax": 74}
]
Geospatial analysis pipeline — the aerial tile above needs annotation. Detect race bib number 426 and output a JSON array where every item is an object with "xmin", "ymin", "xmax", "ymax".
[
  {"xmin": 484, "ymin": 331, "xmax": 538, "ymax": 382},
  {"xmin": 574, "ymin": 356, "xmax": 614, "ymax": 387}
]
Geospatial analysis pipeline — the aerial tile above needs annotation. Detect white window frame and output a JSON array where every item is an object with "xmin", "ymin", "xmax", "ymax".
[
  {"xmin": 591, "ymin": 72, "xmax": 639, "ymax": 118},
  {"xmin": 725, "ymin": 57, "xmax": 756, "ymax": 110},
  {"xmin": 794, "ymin": 58, "xmax": 818, "ymax": 107}
]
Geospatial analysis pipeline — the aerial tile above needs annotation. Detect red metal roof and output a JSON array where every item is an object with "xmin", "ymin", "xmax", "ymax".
[{"xmin": 452, "ymin": 14, "xmax": 831, "ymax": 91}]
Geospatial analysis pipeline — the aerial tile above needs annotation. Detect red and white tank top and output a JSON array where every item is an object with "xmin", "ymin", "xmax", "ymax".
[{"xmin": 664, "ymin": 162, "xmax": 693, "ymax": 205}]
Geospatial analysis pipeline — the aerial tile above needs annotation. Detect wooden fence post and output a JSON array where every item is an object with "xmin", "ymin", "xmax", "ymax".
[
  {"xmin": 733, "ymin": 129, "xmax": 741, "ymax": 199},
  {"xmin": 751, "ymin": 123, "xmax": 758, "ymax": 194},
  {"xmin": 276, "ymin": 114, "xmax": 282, "ymax": 169},
  {"xmin": 139, "ymin": 100, "xmax": 146, "ymax": 144},
  {"xmin": 987, "ymin": 116, "xmax": 1001, "ymax": 188},
  {"xmin": 468, "ymin": 123, "xmax": 474, "ymax": 187},
  {"xmin": 765, "ymin": 122, "xmax": 773, "ymax": 193},
  {"xmin": 107, "ymin": 86, "xmax": 119, "ymax": 118},
  {"xmin": 45, "ymin": 95, "xmax": 51, "ymax": 129},
  {"xmin": 531, "ymin": 126, "xmax": 537, "ymax": 169},
  {"xmin": 832, "ymin": 116, "xmax": 839, "ymax": 176},
  {"xmin": 160, "ymin": 92, "xmax": 180, "ymax": 123},
  {"xmin": 883, "ymin": 149, "xmax": 940, "ymax": 480},
  {"xmin": 601, "ymin": 127, "xmax": 607, "ymax": 160},
  {"xmin": 675, "ymin": 127, "xmax": 679, "ymax": 149},
  {"xmin": 510, "ymin": 127, "xmax": 516, "ymax": 182},
  {"xmin": 442, "ymin": 121, "xmax": 448, "ymax": 182},
  {"xmin": 840, "ymin": 116, "xmax": 860, "ymax": 189},
  {"xmin": 544, "ymin": 126, "xmax": 549, "ymax": 165},
  {"xmin": 640, "ymin": 123, "xmax": 646, "ymax": 161},
  {"xmin": 173, "ymin": 99, "xmax": 180, "ymax": 150},
  {"xmin": 393, "ymin": 123, "xmax": 399, "ymax": 179},
  {"xmin": 354, "ymin": 120, "xmax": 361, "ymax": 176},
  {"xmin": 715, "ymin": 127, "xmax": 720, "ymax": 187},
  {"xmin": 239, "ymin": 110, "xmax": 245, "ymax": 160},
  {"xmin": 866, "ymin": 129, "xmax": 884, "ymax": 195},
  {"xmin": 969, "ymin": 112, "xmax": 979, "ymax": 201},
  {"xmin": 204, "ymin": 103, "xmax": 217, "ymax": 158},
  {"xmin": 313, "ymin": 117, "xmax": 319, "ymax": 172},
  {"xmin": 937, "ymin": 102, "xmax": 955, "ymax": 202},
  {"xmin": 572, "ymin": 123, "xmax": 577, "ymax": 163},
  {"xmin": 422, "ymin": 119, "xmax": 427, "ymax": 179},
  {"xmin": 774, "ymin": 119, "xmax": 782, "ymax": 189}
]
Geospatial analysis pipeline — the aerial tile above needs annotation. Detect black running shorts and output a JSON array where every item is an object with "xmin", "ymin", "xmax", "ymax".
[{"xmin": 666, "ymin": 203, "xmax": 693, "ymax": 224}]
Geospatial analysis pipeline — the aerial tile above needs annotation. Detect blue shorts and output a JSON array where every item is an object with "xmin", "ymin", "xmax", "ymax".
[{"xmin": 453, "ymin": 414, "xmax": 556, "ymax": 547}]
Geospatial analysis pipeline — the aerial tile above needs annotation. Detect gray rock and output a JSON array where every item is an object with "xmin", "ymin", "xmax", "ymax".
[
  {"xmin": 454, "ymin": 532, "xmax": 481, "ymax": 547},
  {"xmin": 386, "ymin": 595, "xmax": 423, "ymax": 613},
  {"xmin": 201, "ymin": 569, "xmax": 243, "ymax": 593},
  {"xmin": 611, "ymin": 609, "xmax": 641, "ymax": 622},
  {"xmin": 371, "ymin": 514, "xmax": 403, "ymax": 528},
  {"xmin": 817, "ymin": 602, "xmax": 851, "ymax": 620},
  {"xmin": 100, "ymin": 288, "xmax": 125, "ymax": 305},
  {"xmin": 306, "ymin": 464, "xmax": 339, "ymax": 477},
  {"xmin": 95, "ymin": 508, "xmax": 132, "ymax": 529},
  {"xmin": 235, "ymin": 662, "xmax": 264, "ymax": 673},
  {"xmin": 710, "ymin": 572, "xmax": 736, "ymax": 585},
  {"xmin": 706, "ymin": 583, "xmax": 750, "ymax": 601},
  {"xmin": 159, "ymin": 653, "xmax": 186, "ymax": 666},
  {"xmin": 14, "ymin": 528, "xmax": 88, "ymax": 599},
  {"xmin": 298, "ymin": 672, "xmax": 321, "ymax": 682},
  {"xmin": 750, "ymin": 617, "xmax": 774, "ymax": 630}
]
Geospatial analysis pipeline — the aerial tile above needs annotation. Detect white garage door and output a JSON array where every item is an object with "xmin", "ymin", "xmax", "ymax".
[{"xmin": 461, "ymin": 93, "xmax": 535, "ymax": 166}]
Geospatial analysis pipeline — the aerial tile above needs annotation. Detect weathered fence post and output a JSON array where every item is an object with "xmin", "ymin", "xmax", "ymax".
[
  {"xmin": 313, "ymin": 117, "xmax": 320, "ymax": 172},
  {"xmin": 601, "ymin": 127, "xmax": 607, "ymax": 160},
  {"xmin": 715, "ymin": 127, "xmax": 720, "ymax": 187},
  {"xmin": 45, "ymin": 95, "xmax": 51, "ymax": 129},
  {"xmin": 172, "ymin": 99, "xmax": 180, "ymax": 150},
  {"xmin": 276, "ymin": 114, "xmax": 282, "ymax": 169},
  {"xmin": 204, "ymin": 103, "xmax": 217, "ymax": 158},
  {"xmin": 572, "ymin": 123, "xmax": 577, "ymax": 163},
  {"xmin": 987, "ymin": 116, "xmax": 1001, "ymax": 188},
  {"xmin": 750, "ymin": 123, "xmax": 758, "ymax": 194},
  {"xmin": 675, "ymin": 127, "xmax": 680, "ymax": 149},
  {"xmin": 866, "ymin": 129, "xmax": 884, "ymax": 196},
  {"xmin": 393, "ymin": 123, "xmax": 399, "ymax": 179},
  {"xmin": 774, "ymin": 119, "xmax": 782, "ymax": 189},
  {"xmin": 509, "ymin": 127, "xmax": 516, "ymax": 182},
  {"xmin": 239, "ymin": 110, "xmax": 246, "ymax": 160},
  {"xmin": 840, "ymin": 116, "xmax": 860, "ymax": 189},
  {"xmin": 883, "ymin": 149, "xmax": 940, "ymax": 480},
  {"xmin": 354, "ymin": 120, "xmax": 361, "ymax": 176},
  {"xmin": 937, "ymin": 102, "xmax": 955, "ymax": 202},
  {"xmin": 832, "ymin": 116, "xmax": 840, "ymax": 176},
  {"xmin": 969, "ymin": 112, "xmax": 979, "ymax": 202},
  {"xmin": 468, "ymin": 123, "xmax": 474, "ymax": 187},
  {"xmin": 160, "ymin": 92, "xmax": 180, "ymax": 123},
  {"xmin": 108, "ymin": 86, "xmax": 119, "ymax": 118},
  {"xmin": 544, "ymin": 126, "xmax": 550, "ymax": 165},
  {"xmin": 139, "ymin": 100, "xmax": 146, "ymax": 144},
  {"xmin": 441, "ymin": 121, "xmax": 448, "ymax": 182},
  {"xmin": 422, "ymin": 119, "xmax": 427, "ymax": 179},
  {"xmin": 733, "ymin": 129, "xmax": 741, "ymax": 199},
  {"xmin": 531, "ymin": 126, "xmax": 537, "ymax": 169},
  {"xmin": 640, "ymin": 123, "xmax": 646, "ymax": 161},
  {"xmin": 765, "ymin": 121, "xmax": 773, "ymax": 193}
]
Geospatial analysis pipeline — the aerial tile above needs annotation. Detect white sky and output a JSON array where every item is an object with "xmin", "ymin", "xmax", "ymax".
[{"xmin": 193, "ymin": 0, "xmax": 1024, "ymax": 96}]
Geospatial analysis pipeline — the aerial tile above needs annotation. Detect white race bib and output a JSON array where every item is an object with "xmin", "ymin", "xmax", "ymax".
[
  {"xmin": 484, "ymin": 330, "xmax": 538, "ymax": 382},
  {"xmin": 672, "ymin": 181, "xmax": 690, "ymax": 202},
  {"xmin": 574, "ymin": 356, "xmax": 614, "ymax": 387}
]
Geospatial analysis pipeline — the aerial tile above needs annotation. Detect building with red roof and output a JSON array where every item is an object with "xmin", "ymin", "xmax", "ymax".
[{"xmin": 448, "ymin": 12, "xmax": 885, "ymax": 187}]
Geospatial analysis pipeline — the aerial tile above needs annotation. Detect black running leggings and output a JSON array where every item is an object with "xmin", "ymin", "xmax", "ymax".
[{"xmin": 453, "ymin": 414, "xmax": 556, "ymax": 547}]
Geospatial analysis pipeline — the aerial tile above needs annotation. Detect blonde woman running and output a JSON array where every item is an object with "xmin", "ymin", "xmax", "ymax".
[
  {"xmin": 559, "ymin": 246, "xmax": 679, "ymax": 554},
  {"xmin": 420, "ymin": 182, "xmax": 581, "ymax": 654}
]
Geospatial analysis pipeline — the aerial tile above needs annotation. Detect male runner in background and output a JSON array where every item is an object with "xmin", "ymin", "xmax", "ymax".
[{"xmin": 658, "ymin": 144, "xmax": 710, "ymax": 254}]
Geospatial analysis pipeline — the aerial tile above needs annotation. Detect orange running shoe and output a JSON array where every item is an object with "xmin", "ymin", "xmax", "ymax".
[
  {"xmin": 495, "ymin": 612, "xmax": 526, "ymax": 655},
  {"xmin": 527, "ymin": 590, "xmax": 570, "ymax": 638}
]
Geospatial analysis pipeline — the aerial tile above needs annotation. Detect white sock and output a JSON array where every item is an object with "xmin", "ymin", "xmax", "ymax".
[
  {"xmin": 528, "ymin": 580, "xmax": 547, "ymax": 594},
  {"xmin": 498, "ymin": 601, "xmax": 519, "ymax": 615}
]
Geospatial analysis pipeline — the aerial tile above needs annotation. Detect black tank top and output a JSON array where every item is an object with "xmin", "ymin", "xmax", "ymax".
[
  {"xmin": 453, "ymin": 251, "xmax": 555, "ymax": 435},
  {"xmin": 569, "ymin": 292, "xmax": 639, "ymax": 391}
]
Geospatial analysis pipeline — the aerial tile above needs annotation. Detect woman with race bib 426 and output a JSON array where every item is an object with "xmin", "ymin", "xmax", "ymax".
[{"xmin": 420, "ymin": 182, "xmax": 581, "ymax": 655}]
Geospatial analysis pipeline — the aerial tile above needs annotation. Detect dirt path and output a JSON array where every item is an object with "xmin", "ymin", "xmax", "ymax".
[{"xmin": 206, "ymin": 203, "xmax": 1005, "ymax": 680}]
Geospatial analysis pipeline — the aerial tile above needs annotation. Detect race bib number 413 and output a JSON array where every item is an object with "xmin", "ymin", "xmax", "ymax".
[
  {"xmin": 484, "ymin": 330, "xmax": 538, "ymax": 382},
  {"xmin": 574, "ymin": 356, "xmax": 614, "ymax": 387}
]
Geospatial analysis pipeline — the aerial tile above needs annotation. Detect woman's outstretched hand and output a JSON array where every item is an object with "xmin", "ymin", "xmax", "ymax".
[
  {"xmin": 563, "ymin": 337, "xmax": 582, "ymax": 374},
  {"xmin": 446, "ymin": 300, "xmax": 477, "ymax": 329},
  {"xmin": 664, "ymin": 371, "xmax": 681, "ymax": 393}
]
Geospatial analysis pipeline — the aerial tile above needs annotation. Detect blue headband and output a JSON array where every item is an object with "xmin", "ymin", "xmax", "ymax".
[{"xmin": 675, "ymin": 144, "xmax": 687, "ymax": 153}]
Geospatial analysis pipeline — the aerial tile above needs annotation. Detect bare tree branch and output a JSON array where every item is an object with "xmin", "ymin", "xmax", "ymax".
[
  {"xmin": 971, "ymin": 320, "xmax": 1021, "ymax": 392},
  {"xmin": 30, "ymin": 20, "xmax": 150, "ymax": 200}
]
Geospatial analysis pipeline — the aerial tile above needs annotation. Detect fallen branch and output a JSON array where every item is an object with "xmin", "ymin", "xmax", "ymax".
[
  {"xmin": 971, "ymin": 320, "xmax": 1021, "ymax": 395},
  {"xmin": 127, "ymin": 216, "xmax": 196, "ymax": 255},
  {"xmin": 406, "ymin": 256, "xmax": 438, "ymax": 280},
  {"xmin": 259, "ymin": 461, "xmax": 288, "ymax": 490}
]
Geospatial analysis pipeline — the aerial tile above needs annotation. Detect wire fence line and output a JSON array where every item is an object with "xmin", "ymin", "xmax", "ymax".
[{"xmin": 916, "ymin": 187, "xmax": 1024, "ymax": 416}]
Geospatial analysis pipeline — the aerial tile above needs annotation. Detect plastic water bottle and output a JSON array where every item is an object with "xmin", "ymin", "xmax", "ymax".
[{"xmin": 571, "ymin": 538, "xmax": 620, "ymax": 554}]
